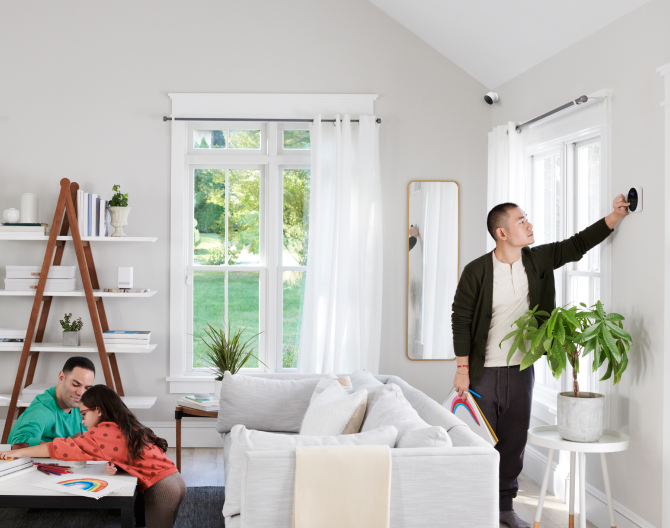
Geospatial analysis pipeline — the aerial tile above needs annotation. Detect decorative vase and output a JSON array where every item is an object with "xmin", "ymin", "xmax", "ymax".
[
  {"xmin": 557, "ymin": 392, "xmax": 605, "ymax": 442},
  {"xmin": 108, "ymin": 206, "xmax": 131, "ymax": 237},
  {"xmin": 63, "ymin": 331, "xmax": 81, "ymax": 347},
  {"xmin": 20, "ymin": 193, "xmax": 39, "ymax": 223},
  {"xmin": 3, "ymin": 208, "xmax": 20, "ymax": 223}
]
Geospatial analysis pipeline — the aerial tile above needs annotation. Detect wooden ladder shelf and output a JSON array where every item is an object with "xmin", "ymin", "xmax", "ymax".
[{"xmin": 1, "ymin": 178, "xmax": 125, "ymax": 443}]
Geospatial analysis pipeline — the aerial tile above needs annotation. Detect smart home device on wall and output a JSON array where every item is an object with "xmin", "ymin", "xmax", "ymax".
[
  {"xmin": 118, "ymin": 267, "xmax": 133, "ymax": 289},
  {"xmin": 626, "ymin": 187, "xmax": 643, "ymax": 213}
]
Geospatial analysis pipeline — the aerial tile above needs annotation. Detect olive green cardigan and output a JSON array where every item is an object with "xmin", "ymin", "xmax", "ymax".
[{"xmin": 451, "ymin": 218, "xmax": 613, "ymax": 384}]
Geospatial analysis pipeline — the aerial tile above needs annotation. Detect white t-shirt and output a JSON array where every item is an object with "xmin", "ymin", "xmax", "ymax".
[{"xmin": 485, "ymin": 250, "xmax": 530, "ymax": 367}]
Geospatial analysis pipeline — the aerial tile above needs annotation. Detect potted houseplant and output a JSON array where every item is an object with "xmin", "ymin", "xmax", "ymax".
[
  {"xmin": 501, "ymin": 301, "xmax": 632, "ymax": 442},
  {"xmin": 108, "ymin": 184, "xmax": 130, "ymax": 237},
  {"xmin": 60, "ymin": 313, "xmax": 84, "ymax": 346},
  {"xmin": 199, "ymin": 319, "xmax": 266, "ymax": 395}
]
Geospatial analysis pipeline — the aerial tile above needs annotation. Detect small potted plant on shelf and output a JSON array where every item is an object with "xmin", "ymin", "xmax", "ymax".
[
  {"xmin": 60, "ymin": 313, "xmax": 84, "ymax": 346},
  {"xmin": 501, "ymin": 300, "xmax": 632, "ymax": 442},
  {"xmin": 198, "ymin": 318, "xmax": 265, "ymax": 395},
  {"xmin": 108, "ymin": 184, "xmax": 130, "ymax": 237}
]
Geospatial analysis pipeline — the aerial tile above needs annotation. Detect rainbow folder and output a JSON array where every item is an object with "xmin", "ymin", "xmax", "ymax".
[{"xmin": 443, "ymin": 388, "xmax": 498, "ymax": 446}]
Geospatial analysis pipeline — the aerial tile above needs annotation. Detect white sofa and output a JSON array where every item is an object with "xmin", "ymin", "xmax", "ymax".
[{"xmin": 216, "ymin": 373, "xmax": 500, "ymax": 528}]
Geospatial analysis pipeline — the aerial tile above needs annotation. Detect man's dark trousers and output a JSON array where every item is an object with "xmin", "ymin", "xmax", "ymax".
[{"xmin": 470, "ymin": 365, "xmax": 534, "ymax": 512}]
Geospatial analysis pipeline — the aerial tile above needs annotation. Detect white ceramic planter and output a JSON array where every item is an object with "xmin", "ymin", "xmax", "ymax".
[
  {"xmin": 108, "ymin": 206, "xmax": 131, "ymax": 237},
  {"xmin": 557, "ymin": 391, "xmax": 605, "ymax": 442},
  {"xmin": 63, "ymin": 331, "xmax": 81, "ymax": 346}
]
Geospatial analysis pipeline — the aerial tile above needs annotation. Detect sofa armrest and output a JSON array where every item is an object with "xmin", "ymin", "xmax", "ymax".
[{"xmin": 238, "ymin": 447, "xmax": 499, "ymax": 528}]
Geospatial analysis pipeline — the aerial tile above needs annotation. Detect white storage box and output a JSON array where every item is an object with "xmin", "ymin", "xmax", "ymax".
[
  {"xmin": 4, "ymin": 278, "xmax": 76, "ymax": 291},
  {"xmin": 5, "ymin": 266, "xmax": 76, "ymax": 279},
  {"xmin": 21, "ymin": 383, "xmax": 51, "ymax": 404}
]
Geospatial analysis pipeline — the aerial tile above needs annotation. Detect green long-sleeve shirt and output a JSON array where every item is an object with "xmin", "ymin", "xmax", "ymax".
[
  {"xmin": 451, "ymin": 218, "xmax": 613, "ymax": 385},
  {"xmin": 8, "ymin": 387, "xmax": 83, "ymax": 446}
]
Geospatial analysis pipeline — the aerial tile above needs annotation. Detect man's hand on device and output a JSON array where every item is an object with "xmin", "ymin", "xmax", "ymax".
[{"xmin": 605, "ymin": 194, "xmax": 630, "ymax": 229}]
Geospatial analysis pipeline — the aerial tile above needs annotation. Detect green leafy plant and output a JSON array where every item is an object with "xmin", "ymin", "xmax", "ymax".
[
  {"xmin": 500, "ymin": 301, "xmax": 632, "ymax": 398},
  {"xmin": 60, "ymin": 313, "xmax": 84, "ymax": 332},
  {"xmin": 109, "ymin": 184, "xmax": 128, "ymax": 207},
  {"xmin": 199, "ymin": 318, "xmax": 266, "ymax": 379}
]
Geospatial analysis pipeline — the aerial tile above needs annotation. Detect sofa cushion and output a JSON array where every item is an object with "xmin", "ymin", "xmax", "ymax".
[
  {"xmin": 350, "ymin": 370, "xmax": 384, "ymax": 392},
  {"xmin": 223, "ymin": 424, "xmax": 398, "ymax": 519},
  {"xmin": 300, "ymin": 382, "xmax": 367, "ymax": 436},
  {"xmin": 361, "ymin": 389, "xmax": 452, "ymax": 448},
  {"xmin": 363, "ymin": 383, "xmax": 402, "ymax": 425},
  {"xmin": 309, "ymin": 373, "xmax": 352, "ymax": 403},
  {"xmin": 216, "ymin": 371, "xmax": 320, "ymax": 434}
]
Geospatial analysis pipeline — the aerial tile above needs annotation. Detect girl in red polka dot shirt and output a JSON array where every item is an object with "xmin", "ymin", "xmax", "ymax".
[{"xmin": 0, "ymin": 385, "xmax": 186, "ymax": 528}]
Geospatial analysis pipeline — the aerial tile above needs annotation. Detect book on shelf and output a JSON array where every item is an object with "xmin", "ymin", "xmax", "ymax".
[
  {"xmin": 98, "ymin": 198, "xmax": 105, "ymax": 237},
  {"xmin": 178, "ymin": 398, "xmax": 219, "ymax": 412},
  {"xmin": 103, "ymin": 339, "xmax": 150, "ymax": 346},
  {"xmin": 0, "ymin": 338, "xmax": 25, "ymax": 343},
  {"xmin": 0, "ymin": 224, "xmax": 48, "ymax": 233},
  {"xmin": 103, "ymin": 331, "xmax": 151, "ymax": 339},
  {"xmin": 0, "ymin": 328, "xmax": 27, "ymax": 339},
  {"xmin": 88, "ymin": 193, "xmax": 93, "ymax": 236},
  {"xmin": 0, "ymin": 223, "xmax": 43, "ymax": 226},
  {"xmin": 103, "ymin": 288, "xmax": 151, "ymax": 293}
]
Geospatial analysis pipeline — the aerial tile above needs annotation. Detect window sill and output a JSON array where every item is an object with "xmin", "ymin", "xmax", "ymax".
[{"xmin": 531, "ymin": 385, "xmax": 558, "ymax": 424}]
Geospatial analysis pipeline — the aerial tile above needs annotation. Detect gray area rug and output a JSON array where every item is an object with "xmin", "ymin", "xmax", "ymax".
[{"xmin": 0, "ymin": 486, "xmax": 225, "ymax": 528}]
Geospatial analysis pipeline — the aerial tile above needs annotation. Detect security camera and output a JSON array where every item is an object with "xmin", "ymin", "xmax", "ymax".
[
  {"xmin": 484, "ymin": 92, "xmax": 499, "ymax": 105},
  {"xmin": 626, "ymin": 186, "xmax": 643, "ymax": 213}
]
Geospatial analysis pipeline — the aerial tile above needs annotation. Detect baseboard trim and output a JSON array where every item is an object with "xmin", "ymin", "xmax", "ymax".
[
  {"xmin": 523, "ymin": 445, "xmax": 654, "ymax": 528},
  {"xmin": 0, "ymin": 420, "xmax": 224, "ymax": 449}
]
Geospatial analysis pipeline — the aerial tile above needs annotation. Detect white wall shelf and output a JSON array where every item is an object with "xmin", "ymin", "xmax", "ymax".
[
  {"xmin": 0, "ymin": 395, "xmax": 157, "ymax": 409},
  {"xmin": 0, "ymin": 343, "xmax": 156, "ymax": 354},
  {"xmin": 0, "ymin": 235, "xmax": 157, "ymax": 242},
  {"xmin": 0, "ymin": 290, "xmax": 157, "ymax": 298}
]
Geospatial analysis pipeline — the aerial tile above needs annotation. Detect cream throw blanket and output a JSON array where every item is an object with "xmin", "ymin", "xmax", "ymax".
[{"xmin": 294, "ymin": 445, "xmax": 391, "ymax": 528}]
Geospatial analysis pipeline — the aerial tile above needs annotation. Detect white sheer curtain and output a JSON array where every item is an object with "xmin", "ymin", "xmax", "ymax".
[
  {"xmin": 297, "ymin": 115, "xmax": 383, "ymax": 374},
  {"xmin": 487, "ymin": 122, "xmax": 528, "ymax": 251},
  {"xmin": 421, "ymin": 182, "xmax": 458, "ymax": 359}
]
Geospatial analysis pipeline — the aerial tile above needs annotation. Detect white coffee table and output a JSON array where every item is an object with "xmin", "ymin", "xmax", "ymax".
[
  {"xmin": 527, "ymin": 426, "xmax": 629, "ymax": 528},
  {"xmin": 0, "ymin": 446, "xmax": 138, "ymax": 527}
]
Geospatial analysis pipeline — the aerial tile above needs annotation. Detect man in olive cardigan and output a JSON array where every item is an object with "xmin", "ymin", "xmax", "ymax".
[{"xmin": 451, "ymin": 195, "xmax": 629, "ymax": 528}]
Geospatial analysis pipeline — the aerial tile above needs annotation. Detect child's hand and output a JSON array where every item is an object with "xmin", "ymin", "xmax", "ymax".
[
  {"xmin": 0, "ymin": 451, "xmax": 21, "ymax": 460},
  {"xmin": 105, "ymin": 462, "xmax": 117, "ymax": 476}
]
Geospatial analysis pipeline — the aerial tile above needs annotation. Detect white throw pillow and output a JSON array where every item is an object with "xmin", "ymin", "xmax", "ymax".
[
  {"xmin": 309, "ymin": 373, "xmax": 353, "ymax": 403},
  {"xmin": 362, "ymin": 388, "xmax": 452, "ymax": 448},
  {"xmin": 350, "ymin": 369, "xmax": 384, "ymax": 392},
  {"xmin": 300, "ymin": 382, "xmax": 368, "ymax": 436},
  {"xmin": 222, "ymin": 424, "xmax": 399, "ymax": 519},
  {"xmin": 363, "ymin": 383, "xmax": 402, "ymax": 425},
  {"xmin": 216, "ymin": 371, "xmax": 320, "ymax": 433}
]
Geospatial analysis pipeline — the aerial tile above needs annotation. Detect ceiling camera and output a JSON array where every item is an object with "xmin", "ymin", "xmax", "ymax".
[{"xmin": 484, "ymin": 92, "xmax": 499, "ymax": 105}]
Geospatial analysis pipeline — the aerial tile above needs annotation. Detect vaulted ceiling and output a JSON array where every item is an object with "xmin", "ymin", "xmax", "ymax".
[{"xmin": 368, "ymin": 0, "xmax": 652, "ymax": 89}]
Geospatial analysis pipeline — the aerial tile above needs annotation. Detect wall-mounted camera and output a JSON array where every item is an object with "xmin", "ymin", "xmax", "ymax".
[
  {"xmin": 626, "ymin": 186, "xmax": 643, "ymax": 213},
  {"xmin": 484, "ymin": 92, "xmax": 499, "ymax": 105}
]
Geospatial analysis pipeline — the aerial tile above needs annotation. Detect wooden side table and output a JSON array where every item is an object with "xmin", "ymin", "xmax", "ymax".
[
  {"xmin": 174, "ymin": 406, "xmax": 219, "ymax": 472},
  {"xmin": 527, "ymin": 425, "xmax": 630, "ymax": 528}
]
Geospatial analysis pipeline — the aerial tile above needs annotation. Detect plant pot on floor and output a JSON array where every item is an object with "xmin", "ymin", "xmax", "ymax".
[
  {"xmin": 108, "ymin": 206, "xmax": 131, "ymax": 237},
  {"xmin": 557, "ymin": 392, "xmax": 605, "ymax": 442},
  {"xmin": 63, "ymin": 331, "xmax": 81, "ymax": 347}
]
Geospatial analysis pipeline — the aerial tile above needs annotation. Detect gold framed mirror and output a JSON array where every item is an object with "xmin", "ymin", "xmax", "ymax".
[{"xmin": 407, "ymin": 180, "xmax": 459, "ymax": 360}]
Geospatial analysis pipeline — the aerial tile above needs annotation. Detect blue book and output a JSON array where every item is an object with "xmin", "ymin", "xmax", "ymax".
[
  {"xmin": 87, "ymin": 194, "xmax": 92, "ymax": 236},
  {"xmin": 104, "ymin": 331, "xmax": 151, "ymax": 337}
]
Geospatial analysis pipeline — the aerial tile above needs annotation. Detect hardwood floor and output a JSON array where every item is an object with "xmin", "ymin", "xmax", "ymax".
[{"xmin": 166, "ymin": 448, "xmax": 596, "ymax": 527}]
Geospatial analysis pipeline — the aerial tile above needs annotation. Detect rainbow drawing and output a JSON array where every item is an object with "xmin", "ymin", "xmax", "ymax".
[
  {"xmin": 450, "ymin": 396, "xmax": 480, "ymax": 426},
  {"xmin": 57, "ymin": 478, "xmax": 109, "ymax": 493}
]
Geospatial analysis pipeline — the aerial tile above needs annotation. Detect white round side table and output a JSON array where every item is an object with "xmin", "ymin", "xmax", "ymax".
[{"xmin": 527, "ymin": 425, "xmax": 629, "ymax": 528}]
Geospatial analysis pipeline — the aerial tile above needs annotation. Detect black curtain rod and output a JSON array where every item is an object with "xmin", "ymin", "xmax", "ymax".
[
  {"xmin": 508, "ymin": 95, "xmax": 588, "ymax": 134},
  {"xmin": 163, "ymin": 116, "xmax": 382, "ymax": 124}
]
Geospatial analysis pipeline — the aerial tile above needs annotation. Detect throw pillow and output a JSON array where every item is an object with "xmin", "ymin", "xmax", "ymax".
[
  {"xmin": 216, "ymin": 371, "xmax": 320, "ymax": 434},
  {"xmin": 362, "ymin": 388, "xmax": 452, "ymax": 448},
  {"xmin": 350, "ymin": 369, "xmax": 384, "ymax": 392},
  {"xmin": 363, "ymin": 383, "xmax": 402, "ymax": 425},
  {"xmin": 222, "ymin": 424, "xmax": 399, "ymax": 519},
  {"xmin": 309, "ymin": 373, "xmax": 353, "ymax": 403},
  {"xmin": 300, "ymin": 382, "xmax": 367, "ymax": 436}
]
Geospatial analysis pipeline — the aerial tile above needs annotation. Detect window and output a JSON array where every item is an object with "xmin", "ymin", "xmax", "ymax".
[
  {"xmin": 529, "ymin": 137, "xmax": 606, "ymax": 398},
  {"xmin": 185, "ymin": 122, "xmax": 311, "ymax": 374}
]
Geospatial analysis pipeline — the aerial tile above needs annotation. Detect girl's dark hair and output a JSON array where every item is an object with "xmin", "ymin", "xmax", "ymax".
[{"xmin": 81, "ymin": 385, "xmax": 168, "ymax": 461}]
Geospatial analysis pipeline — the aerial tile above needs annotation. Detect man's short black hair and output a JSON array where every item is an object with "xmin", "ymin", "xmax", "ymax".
[
  {"xmin": 487, "ymin": 203, "xmax": 519, "ymax": 241},
  {"xmin": 62, "ymin": 356, "xmax": 95, "ymax": 376}
]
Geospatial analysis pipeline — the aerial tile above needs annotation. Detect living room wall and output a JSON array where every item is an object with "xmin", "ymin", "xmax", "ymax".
[
  {"xmin": 491, "ymin": 0, "xmax": 669, "ymax": 525},
  {"xmin": 0, "ymin": 0, "xmax": 489, "ymax": 442}
]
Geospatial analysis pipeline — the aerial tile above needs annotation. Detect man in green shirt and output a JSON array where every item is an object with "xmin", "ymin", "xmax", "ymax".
[{"xmin": 8, "ymin": 356, "xmax": 95, "ymax": 446}]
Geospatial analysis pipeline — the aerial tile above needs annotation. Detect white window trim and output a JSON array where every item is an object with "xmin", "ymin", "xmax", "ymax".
[
  {"xmin": 166, "ymin": 93, "xmax": 378, "ymax": 392},
  {"xmin": 523, "ymin": 89, "xmax": 613, "ymax": 422}
]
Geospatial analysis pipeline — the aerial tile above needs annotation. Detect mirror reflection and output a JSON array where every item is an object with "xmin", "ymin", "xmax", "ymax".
[{"xmin": 407, "ymin": 181, "xmax": 459, "ymax": 360}]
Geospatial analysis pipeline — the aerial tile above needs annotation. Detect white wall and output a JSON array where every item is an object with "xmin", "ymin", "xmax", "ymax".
[
  {"xmin": 490, "ymin": 0, "xmax": 669, "ymax": 525},
  {"xmin": 0, "ymin": 0, "xmax": 489, "ymax": 440}
]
